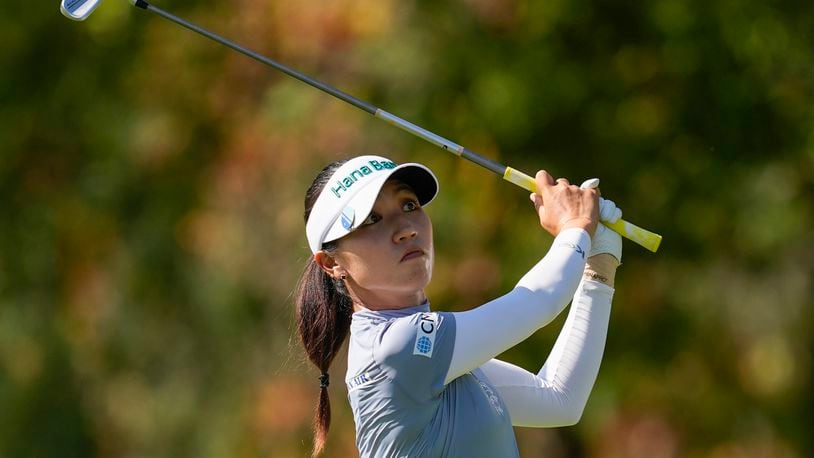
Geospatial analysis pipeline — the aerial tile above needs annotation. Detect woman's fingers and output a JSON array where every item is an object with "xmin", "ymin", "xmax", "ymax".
[
  {"xmin": 534, "ymin": 170, "xmax": 556, "ymax": 190},
  {"xmin": 530, "ymin": 170, "xmax": 600, "ymax": 237}
]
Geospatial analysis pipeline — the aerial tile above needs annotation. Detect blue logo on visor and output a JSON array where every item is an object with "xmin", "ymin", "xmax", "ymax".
[{"xmin": 340, "ymin": 206, "xmax": 355, "ymax": 230}]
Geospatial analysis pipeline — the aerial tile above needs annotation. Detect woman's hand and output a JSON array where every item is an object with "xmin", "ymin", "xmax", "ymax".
[{"xmin": 529, "ymin": 170, "xmax": 599, "ymax": 237}]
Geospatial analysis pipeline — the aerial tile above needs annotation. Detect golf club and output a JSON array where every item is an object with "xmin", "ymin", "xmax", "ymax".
[
  {"xmin": 61, "ymin": 0, "xmax": 101, "ymax": 20},
  {"xmin": 61, "ymin": 0, "xmax": 662, "ymax": 252}
]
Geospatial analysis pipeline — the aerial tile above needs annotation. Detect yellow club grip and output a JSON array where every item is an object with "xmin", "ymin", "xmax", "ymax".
[
  {"xmin": 603, "ymin": 219, "xmax": 662, "ymax": 253},
  {"xmin": 503, "ymin": 167, "xmax": 662, "ymax": 252},
  {"xmin": 503, "ymin": 166, "xmax": 539, "ymax": 192}
]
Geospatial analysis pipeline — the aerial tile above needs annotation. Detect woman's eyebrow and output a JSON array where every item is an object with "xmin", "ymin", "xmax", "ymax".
[{"xmin": 392, "ymin": 183, "xmax": 416, "ymax": 195}]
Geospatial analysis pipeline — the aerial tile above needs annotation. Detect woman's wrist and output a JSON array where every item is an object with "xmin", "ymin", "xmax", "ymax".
[
  {"xmin": 560, "ymin": 217, "xmax": 598, "ymax": 237},
  {"xmin": 584, "ymin": 253, "xmax": 620, "ymax": 287}
]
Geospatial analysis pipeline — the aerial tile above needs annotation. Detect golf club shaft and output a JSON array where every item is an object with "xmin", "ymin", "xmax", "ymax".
[{"xmin": 132, "ymin": 0, "xmax": 662, "ymax": 252}]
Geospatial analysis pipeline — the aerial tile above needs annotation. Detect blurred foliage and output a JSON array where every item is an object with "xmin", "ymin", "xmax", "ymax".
[{"xmin": 1, "ymin": 0, "xmax": 813, "ymax": 456}]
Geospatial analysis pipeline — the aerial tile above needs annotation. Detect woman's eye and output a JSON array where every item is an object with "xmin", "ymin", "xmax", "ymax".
[
  {"xmin": 362, "ymin": 213, "xmax": 381, "ymax": 226},
  {"xmin": 403, "ymin": 200, "xmax": 420, "ymax": 212}
]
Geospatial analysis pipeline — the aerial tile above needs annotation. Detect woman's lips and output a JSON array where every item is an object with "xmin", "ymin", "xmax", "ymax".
[{"xmin": 400, "ymin": 249, "xmax": 425, "ymax": 262}]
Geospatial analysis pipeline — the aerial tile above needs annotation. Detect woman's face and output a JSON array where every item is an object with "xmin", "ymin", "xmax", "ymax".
[{"xmin": 326, "ymin": 179, "xmax": 434, "ymax": 309}]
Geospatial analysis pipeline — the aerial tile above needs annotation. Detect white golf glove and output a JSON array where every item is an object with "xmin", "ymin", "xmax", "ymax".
[{"xmin": 580, "ymin": 178, "xmax": 623, "ymax": 262}]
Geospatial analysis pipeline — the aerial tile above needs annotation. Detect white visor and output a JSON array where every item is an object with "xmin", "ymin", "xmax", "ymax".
[{"xmin": 305, "ymin": 155, "xmax": 439, "ymax": 254}]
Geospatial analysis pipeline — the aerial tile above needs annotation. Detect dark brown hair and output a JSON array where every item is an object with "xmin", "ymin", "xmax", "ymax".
[{"xmin": 295, "ymin": 160, "xmax": 353, "ymax": 457}]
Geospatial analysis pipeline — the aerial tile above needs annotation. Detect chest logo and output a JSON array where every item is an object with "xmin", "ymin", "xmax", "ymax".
[{"xmin": 347, "ymin": 372, "xmax": 375, "ymax": 392}]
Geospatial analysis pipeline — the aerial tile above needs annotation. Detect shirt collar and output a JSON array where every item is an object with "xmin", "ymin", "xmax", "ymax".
[{"xmin": 352, "ymin": 301, "xmax": 431, "ymax": 323}]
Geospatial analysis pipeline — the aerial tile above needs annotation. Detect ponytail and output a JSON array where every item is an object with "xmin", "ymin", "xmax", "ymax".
[
  {"xmin": 295, "ymin": 253, "xmax": 352, "ymax": 456},
  {"xmin": 295, "ymin": 160, "xmax": 352, "ymax": 457}
]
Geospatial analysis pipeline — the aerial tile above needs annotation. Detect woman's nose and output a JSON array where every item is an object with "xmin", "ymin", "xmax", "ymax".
[{"xmin": 393, "ymin": 223, "xmax": 418, "ymax": 243}]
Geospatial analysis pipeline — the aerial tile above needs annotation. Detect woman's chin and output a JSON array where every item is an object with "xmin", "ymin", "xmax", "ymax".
[{"xmin": 403, "ymin": 270, "xmax": 432, "ymax": 291}]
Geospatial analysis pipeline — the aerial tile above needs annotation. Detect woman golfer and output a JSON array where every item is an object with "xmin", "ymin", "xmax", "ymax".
[{"xmin": 295, "ymin": 155, "xmax": 622, "ymax": 457}]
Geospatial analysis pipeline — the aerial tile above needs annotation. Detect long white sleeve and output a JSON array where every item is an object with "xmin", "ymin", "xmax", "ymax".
[
  {"xmin": 444, "ymin": 228, "xmax": 590, "ymax": 384},
  {"xmin": 478, "ymin": 279, "xmax": 614, "ymax": 426}
]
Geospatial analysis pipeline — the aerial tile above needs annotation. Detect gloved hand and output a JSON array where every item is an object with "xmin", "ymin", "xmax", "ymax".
[{"xmin": 580, "ymin": 178, "xmax": 623, "ymax": 262}]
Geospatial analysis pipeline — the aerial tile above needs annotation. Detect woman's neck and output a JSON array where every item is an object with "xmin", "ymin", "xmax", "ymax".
[{"xmin": 349, "ymin": 288, "xmax": 427, "ymax": 313}]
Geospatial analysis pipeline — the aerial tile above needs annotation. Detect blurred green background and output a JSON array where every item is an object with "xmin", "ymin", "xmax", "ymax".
[{"xmin": 2, "ymin": 0, "xmax": 812, "ymax": 456}]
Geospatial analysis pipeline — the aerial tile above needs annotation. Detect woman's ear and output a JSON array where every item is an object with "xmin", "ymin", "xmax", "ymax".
[{"xmin": 314, "ymin": 251, "xmax": 346, "ymax": 279}]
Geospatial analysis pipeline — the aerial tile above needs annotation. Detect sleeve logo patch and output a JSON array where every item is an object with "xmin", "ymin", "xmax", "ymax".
[{"xmin": 413, "ymin": 313, "xmax": 438, "ymax": 358}]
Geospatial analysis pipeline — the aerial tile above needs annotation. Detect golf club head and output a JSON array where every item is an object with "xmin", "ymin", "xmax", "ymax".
[{"xmin": 60, "ymin": 0, "xmax": 102, "ymax": 21}]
